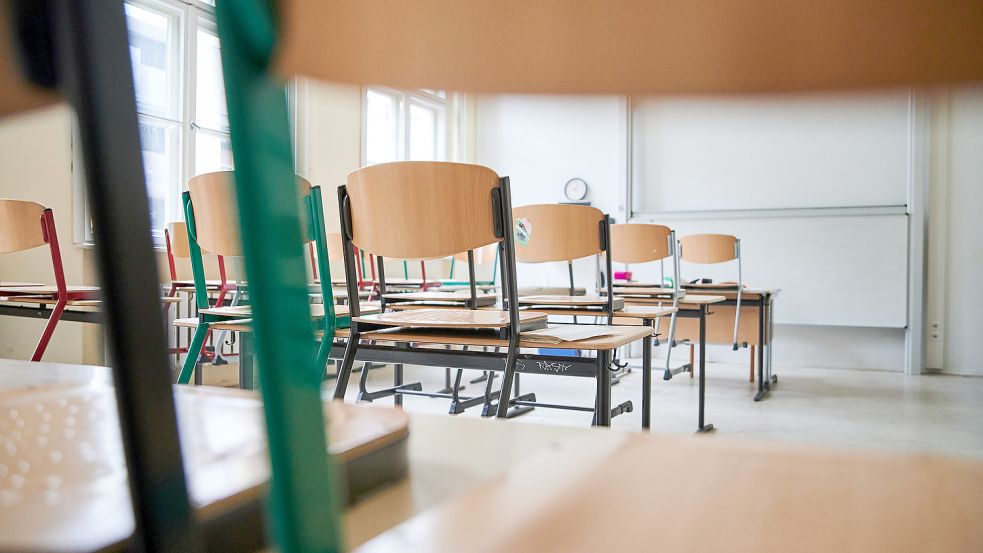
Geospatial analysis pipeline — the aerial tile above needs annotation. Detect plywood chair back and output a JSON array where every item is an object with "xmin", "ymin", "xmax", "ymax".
[
  {"xmin": 342, "ymin": 161, "xmax": 503, "ymax": 260},
  {"xmin": 679, "ymin": 233, "xmax": 744, "ymax": 350},
  {"xmin": 0, "ymin": 199, "xmax": 69, "ymax": 361},
  {"xmin": 610, "ymin": 223, "xmax": 673, "ymax": 264},
  {"xmin": 512, "ymin": 204, "xmax": 606, "ymax": 263},
  {"xmin": 326, "ymin": 232, "xmax": 344, "ymax": 262},
  {"xmin": 165, "ymin": 222, "xmax": 192, "ymax": 258},
  {"xmin": 188, "ymin": 171, "xmax": 313, "ymax": 257},
  {"xmin": 0, "ymin": 199, "xmax": 47, "ymax": 253},
  {"xmin": 679, "ymin": 234, "xmax": 739, "ymax": 264}
]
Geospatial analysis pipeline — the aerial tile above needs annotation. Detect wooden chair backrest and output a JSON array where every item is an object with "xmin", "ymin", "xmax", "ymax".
[
  {"xmin": 610, "ymin": 223, "xmax": 672, "ymax": 264},
  {"xmin": 512, "ymin": 204, "xmax": 605, "ymax": 263},
  {"xmin": 679, "ymin": 234, "xmax": 738, "ymax": 264},
  {"xmin": 0, "ymin": 199, "xmax": 46, "ymax": 253},
  {"xmin": 166, "ymin": 222, "xmax": 192, "ymax": 258},
  {"xmin": 344, "ymin": 161, "xmax": 503, "ymax": 260},
  {"xmin": 188, "ymin": 171, "xmax": 312, "ymax": 257},
  {"xmin": 274, "ymin": 1, "xmax": 983, "ymax": 95},
  {"xmin": 326, "ymin": 232, "xmax": 344, "ymax": 262}
]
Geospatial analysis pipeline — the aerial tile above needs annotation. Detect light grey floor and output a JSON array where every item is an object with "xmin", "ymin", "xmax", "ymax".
[{"xmin": 341, "ymin": 361, "xmax": 983, "ymax": 458}]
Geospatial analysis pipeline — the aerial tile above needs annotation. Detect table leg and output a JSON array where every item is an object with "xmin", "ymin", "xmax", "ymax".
[
  {"xmin": 642, "ymin": 318, "xmax": 653, "ymax": 430},
  {"xmin": 595, "ymin": 350, "xmax": 612, "ymax": 427},
  {"xmin": 698, "ymin": 306, "xmax": 714, "ymax": 433},
  {"xmin": 754, "ymin": 298, "xmax": 768, "ymax": 401}
]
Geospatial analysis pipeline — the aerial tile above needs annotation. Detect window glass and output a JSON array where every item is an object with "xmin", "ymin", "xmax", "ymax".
[
  {"xmin": 195, "ymin": 130, "xmax": 234, "ymax": 175},
  {"xmin": 125, "ymin": 3, "xmax": 178, "ymax": 119},
  {"xmin": 138, "ymin": 117, "xmax": 181, "ymax": 232},
  {"xmin": 409, "ymin": 102, "xmax": 437, "ymax": 161},
  {"xmin": 366, "ymin": 90, "xmax": 398, "ymax": 164},
  {"xmin": 195, "ymin": 28, "xmax": 228, "ymax": 132}
]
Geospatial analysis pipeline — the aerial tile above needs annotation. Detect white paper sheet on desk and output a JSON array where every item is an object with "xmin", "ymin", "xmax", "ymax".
[{"xmin": 521, "ymin": 325, "xmax": 614, "ymax": 344}]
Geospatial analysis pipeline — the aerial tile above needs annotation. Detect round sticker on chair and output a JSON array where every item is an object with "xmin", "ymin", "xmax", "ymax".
[{"xmin": 515, "ymin": 217, "xmax": 532, "ymax": 247}]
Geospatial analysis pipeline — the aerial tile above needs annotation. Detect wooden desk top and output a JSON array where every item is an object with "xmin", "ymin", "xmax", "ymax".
[
  {"xmin": 610, "ymin": 286, "xmax": 678, "ymax": 296},
  {"xmin": 0, "ymin": 285, "xmax": 100, "ymax": 296},
  {"xmin": 0, "ymin": 282, "xmax": 42, "ymax": 287},
  {"xmin": 627, "ymin": 294, "xmax": 726, "ymax": 306},
  {"xmin": 355, "ymin": 309, "xmax": 546, "ymax": 330},
  {"xmin": 518, "ymin": 295, "xmax": 613, "ymax": 307},
  {"xmin": 383, "ymin": 292, "xmax": 498, "ymax": 307},
  {"xmin": 199, "ymin": 302, "xmax": 381, "ymax": 319},
  {"xmin": 0, "ymin": 359, "xmax": 408, "ymax": 553},
  {"xmin": 3, "ymin": 296, "xmax": 102, "ymax": 308},
  {"xmin": 360, "ymin": 324, "xmax": 653, "ymax": 351},
  {"xmin": 357, "ymin": 431, "xmax": 983, "ymax": 553},
  {"xmin": 170, "ymin": 279, "xmax": 230, "ymax": 288}
]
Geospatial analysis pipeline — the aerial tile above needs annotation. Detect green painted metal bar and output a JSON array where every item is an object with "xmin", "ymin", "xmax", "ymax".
[
  {"xmin": 215, "ymin": 1, "xmax": 342, "ymax": 552},
  {"xmin": 177, "ymin": 192, "xmax": 212, "ymax": 384},
  {"xmin": 311, "ymin": 187, "xmax": 338, "ymax": 373}
]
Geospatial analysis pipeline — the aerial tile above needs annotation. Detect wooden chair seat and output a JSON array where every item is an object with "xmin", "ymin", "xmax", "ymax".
[
  {"xmin": 354, "ymin": 308, "xmax": 547, "ymax": 331},
  {"xmin": 355, "ymin": 430, "xmax": 983, "ymax": 553},
  {"xmin": 518, "ymin": 295, "xmax": 623, "ymax": 308},
  {"xmin": 383, "ymin": 291, "xmax": 497, "ymax": 307},
  {"xmin": 359, "ymin": 324, "xmax": 653, "ymax": 351}
]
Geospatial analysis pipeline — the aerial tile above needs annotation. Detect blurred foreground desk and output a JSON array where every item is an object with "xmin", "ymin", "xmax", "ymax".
[
  {"xmin": 357, "ymin": 422, "xmax": 983, "ymax": 553},
  {"xmin": 0, "ymin": 359, "xmax": 408, "ymax": 552}
]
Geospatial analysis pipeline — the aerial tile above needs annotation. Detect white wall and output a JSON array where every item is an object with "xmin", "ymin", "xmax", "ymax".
[
  {"xmin": 472, "ymin": 92, "xmax": 983, "ymax": 372},
  {"xmin": 927, "ymin": 86, "xmax": 983, "ymax": 375},
  {"xmin": 476, "ymin": 95, "xmax": 627, "ymax": 289}
]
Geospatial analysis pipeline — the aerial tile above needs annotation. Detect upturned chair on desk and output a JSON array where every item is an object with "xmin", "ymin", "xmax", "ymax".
[
  {"xmin": 512, "ymin": 203, "xmax": 620, "ymax": 319},
  {"xmin": 177, "ymin": 171, "xmax": 341, "ymax": 385},
  {"xmin": 609, "ymin": 223, "xmax": 686, "ymax": 379},
  {"xmin": 334, "ymin": 162, "xmax": 653, "ymax": 425},
  {"xmin": 0, "ymin": 199, "xmax": 98, "ymax": 361},
  {"xmin": 679, "ymin": 233, "xmax": 745, "ymax": 351}
]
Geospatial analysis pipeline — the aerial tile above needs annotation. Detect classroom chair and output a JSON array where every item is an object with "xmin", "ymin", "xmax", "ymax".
[
  {"xmin": 679, "ymin": 233, "xmax": 745, "ymax": 351},
  {"xmin": 164, "ymin": 220, "xmax": 238, "ymax": 363},
  {"xmin": 176, "ymin": 171, "xmax": 341, "ymax": 385},
  {"xmin": 0, "ymin": 200, "xmax": 98, "ymax": 361},
  {"xmin": 610, "ymin": 223, "xmax": 684, "ymax": 379}
]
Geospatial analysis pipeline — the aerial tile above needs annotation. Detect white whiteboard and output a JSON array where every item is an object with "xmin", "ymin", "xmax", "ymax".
[
  {"xmin": 631, "ymin": 92, "xmax": 912, "ymax": 213},
  {"xmin": 625, "ymin": 215, "xmax": 909, "ymax": 328}
]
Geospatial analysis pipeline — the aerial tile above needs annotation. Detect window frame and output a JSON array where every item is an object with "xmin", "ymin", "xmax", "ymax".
[
  {"xmin": 360, "ymin": 87, "xmax": 450, "ymax": 166},
  {"xmin": 74, "ymin": 0, "xmax": 227, "ymax": 246}
]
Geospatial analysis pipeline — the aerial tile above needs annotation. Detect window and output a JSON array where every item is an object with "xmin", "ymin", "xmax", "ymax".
[
  {"xmin": 363, "ymin": 88, "xmax": 448, "ymax": 165},
  {"xmin": 76, "ymin": 0, "xmax": 230, "ymax": 244}
]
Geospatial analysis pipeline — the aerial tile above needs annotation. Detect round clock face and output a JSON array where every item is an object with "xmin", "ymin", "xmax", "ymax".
[{"xmin": 564, "ymin": 178, "xmax": 589, "ymax": 201}]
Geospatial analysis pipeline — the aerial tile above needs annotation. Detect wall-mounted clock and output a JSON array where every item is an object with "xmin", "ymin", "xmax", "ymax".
[{"xmin": 564, "ymin": 177, "xmax": 589, "ymax": 202}]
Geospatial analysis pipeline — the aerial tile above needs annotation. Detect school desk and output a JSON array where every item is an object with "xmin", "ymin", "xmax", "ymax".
[
  {"xmin": 355, "ymin": 421, "xmax": 983, "ymax": 553},
  {"xmin": 0, "ymin": 358, "xmax": 408, "ymax": 553},
  {"xmin": 616, "ymin": 287, "xmax": 778, "ymax": 401}
]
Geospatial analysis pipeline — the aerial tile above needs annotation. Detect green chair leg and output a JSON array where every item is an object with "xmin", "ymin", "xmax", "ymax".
[{"xmin": 178, "ymin": 323, "xmax": 209, "ymax": 384}]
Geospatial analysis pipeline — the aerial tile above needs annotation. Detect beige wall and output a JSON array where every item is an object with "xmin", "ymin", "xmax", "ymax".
[{"xmin": 0, "ymin": 104, "xmax": 98, "ymax": 363}]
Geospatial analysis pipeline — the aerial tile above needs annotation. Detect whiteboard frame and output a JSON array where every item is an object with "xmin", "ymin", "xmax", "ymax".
[{"xmin": 624, "ymin": 91, "xmax": 929, "ymax": 375}]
